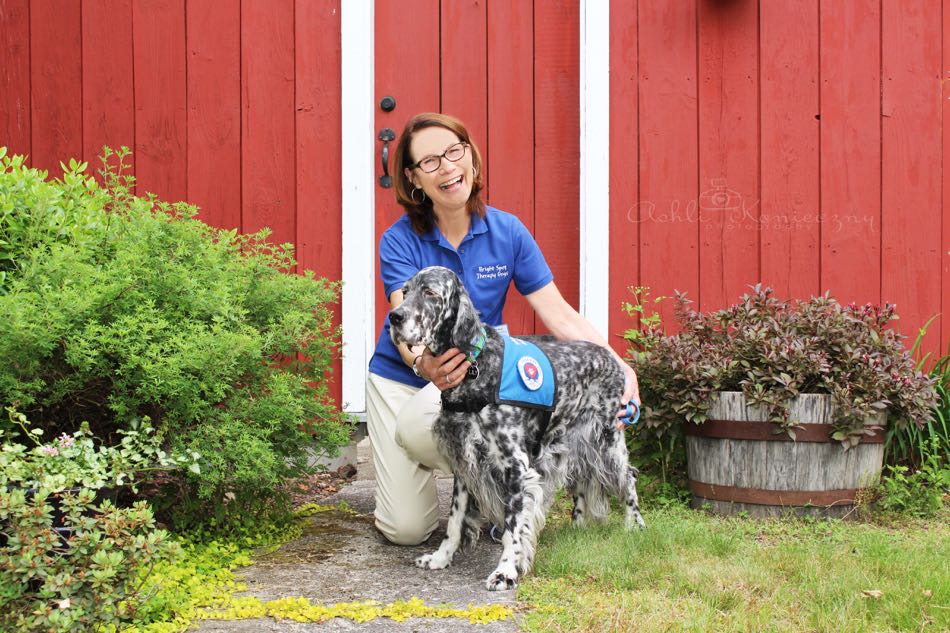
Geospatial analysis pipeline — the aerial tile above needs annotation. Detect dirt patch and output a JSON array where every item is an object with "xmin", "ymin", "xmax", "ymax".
[{"xmin": 284, "ymin": 464, "xmax": 359, "ymax": 508}]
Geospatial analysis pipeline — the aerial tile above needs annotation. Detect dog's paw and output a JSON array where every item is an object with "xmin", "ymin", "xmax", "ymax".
[
  {"xmin": 485, "ymin": 569, "xmax": 518, "ymax": 591},
  {"xmin": 415, "ymin": 552, "xmax": 451, "ymax": 570}
]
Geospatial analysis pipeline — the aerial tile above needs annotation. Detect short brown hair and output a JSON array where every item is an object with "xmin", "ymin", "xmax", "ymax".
[{"xmin": 392, "ymin": 113, "xmax": 485, "ymax": 235}]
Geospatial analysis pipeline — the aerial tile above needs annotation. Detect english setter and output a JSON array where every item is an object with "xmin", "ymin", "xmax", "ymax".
[{"xmin": 389, "ymin": 266, "xmax": 645, "ymax": 591}]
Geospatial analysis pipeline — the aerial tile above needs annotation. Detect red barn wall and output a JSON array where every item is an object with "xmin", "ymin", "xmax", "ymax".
[
  {"xmin": 3, "ymin": 0, "xmax": 948, "ymax": 394},
  {"xmin": 608, "ymin": 0, "xmax": 949, "ymax": 362}
]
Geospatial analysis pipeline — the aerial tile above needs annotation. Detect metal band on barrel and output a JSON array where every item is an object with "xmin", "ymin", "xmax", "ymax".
[
  {"xmin": 689, "ymin": 481, "xmax": 858, "ymax": 507},
  {"xmin": 683, "ymin": 420, "xmax": 885, "ymax": 443}
]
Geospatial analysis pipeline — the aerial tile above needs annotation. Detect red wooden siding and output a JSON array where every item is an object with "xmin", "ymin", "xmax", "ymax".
[
  {"xmin": 31, "ymin": 0, "xmax": 82, "ymax": 177},
  {"xmin": 882, "ymin": 0, "xmax": 943, "ymax": 359},
  {"xmin": 534, "ymin": 1, "xmax": 580, "ymax": 329},
  {"xmin": 82, "ymin": 0, "xmax": 134, "ymax": 174},
  {"xmin": 489, "ymin": 0, "xmax": 536, "ymax": 336},
  {"xmin": 697, "ymin": 0, "xmax": 760, "ymax": 313},
  {"xmin": 133, "ymin": 0, "xmax": 187, "ymax": 202},
  {"xmin": 608, "ymin": 0, "xmax": 639, "ymax": 348},
  {"xmin": 759, "ymin": 1, "xmax": 820, "ymax": 300},
  {"xmin": 296, "ymin": 0, "xmax": 342, "ymax": 294},
  {"xmin": 0, "ymin": 0, "xmax": 30, "ymax": 157},
  {"xmin": 820, "ymin": 0, "xmax": 881, "ymax": 308},
  {"xmin": 4, "ymin": 0, "xmax": 949, "ymax": 386},
  {"xmin": 944, "ymin": 0, "xmax": 950, "ymax": 359},
  {"xmin": 186, "ymin": 0, "xmax": 241, "ymax": 231},
  {"xmin": 296, "ymin": 0, "xmax": 343, "ymax": 393},
  {"xmin": 0, "ymin": 0, "xmax": 344, "ymax": 405},
  {"xmin": 242, "ymin": 1, "xmax": 296, "ymax": 251},
  {"xmin": 635, "ymin": 1, "xmax": 700, "ymax": 332},
  {"xmin": 609, "ymin": 0, "xmax": 947, "ymax": 361}
]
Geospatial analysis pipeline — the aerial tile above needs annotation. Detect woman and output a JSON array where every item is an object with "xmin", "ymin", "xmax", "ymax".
[{"xmin": 366, "ymin": 112, "xmax": 639, "ymax": 545}]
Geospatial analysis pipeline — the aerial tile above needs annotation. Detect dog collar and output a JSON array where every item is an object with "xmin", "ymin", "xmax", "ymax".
[
  {"xmin": 464, "ymin": 327, "xmax": 487, "ymax": 379},
  {"xmin": 467, "ymin": 328, "xmax": 487, "ymax": 362}
]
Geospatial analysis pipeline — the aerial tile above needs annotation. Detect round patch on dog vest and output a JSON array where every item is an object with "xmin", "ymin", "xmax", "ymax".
[{"xmin": 517, "ymin": 356, "xmax": 544, "ymax": 391}]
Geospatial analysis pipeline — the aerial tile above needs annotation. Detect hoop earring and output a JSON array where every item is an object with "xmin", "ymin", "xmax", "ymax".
[{"xmin": 410, "ymin": 187, "xmax": 427, "ymax": 204}]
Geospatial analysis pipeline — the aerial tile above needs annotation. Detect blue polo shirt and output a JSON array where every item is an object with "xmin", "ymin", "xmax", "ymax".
[{"xmin": 368, "ymin": 206, "xmax": 554, "ymax": 387}]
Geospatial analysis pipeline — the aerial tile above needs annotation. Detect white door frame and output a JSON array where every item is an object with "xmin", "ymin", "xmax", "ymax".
[
  {"xmin": 579, "ymin": 0, "xmax": 610, "ymax": 337},
  {"xmin": 340, "ymin": 0, "xmax": 375, "ymax": 414},
  {"xmin": 340, "ymin": 1, "xmax": 610, "ymax": 414}
]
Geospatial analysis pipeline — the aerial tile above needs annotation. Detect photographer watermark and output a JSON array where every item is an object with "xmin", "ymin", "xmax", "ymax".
[{"xmin": 627, "ymin": 178, "xmax": 877, "ymax": 234}]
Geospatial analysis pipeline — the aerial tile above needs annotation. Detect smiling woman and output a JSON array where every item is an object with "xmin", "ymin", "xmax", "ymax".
[
  {"xmin": 391, "ymin": 113, "xmax": 485, "ymax": 243},
  {"xmin": 364, "ymin": 112, "xmax": 640, "ymax": 548}
]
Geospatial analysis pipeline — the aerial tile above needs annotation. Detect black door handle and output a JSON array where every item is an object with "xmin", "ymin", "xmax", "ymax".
[{"xmin": 378, "ymin": 128, "xmax": 396, "ymax": 188}]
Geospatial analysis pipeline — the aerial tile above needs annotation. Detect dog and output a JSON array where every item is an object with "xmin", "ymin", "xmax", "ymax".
[{"xmin": 389, "ymin": 266, "xmax": 645, "ymax": 591}]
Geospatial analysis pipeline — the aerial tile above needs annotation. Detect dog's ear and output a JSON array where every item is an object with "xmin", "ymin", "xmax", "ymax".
[{"xmin": 449, "ymin": 279, "xmax": 481, "ymax": 352}]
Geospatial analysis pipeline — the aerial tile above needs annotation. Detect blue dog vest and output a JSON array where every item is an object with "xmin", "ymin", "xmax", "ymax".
[{"xmin": 496, "ymin": 336, "xmax": 557, "ymax": 411}]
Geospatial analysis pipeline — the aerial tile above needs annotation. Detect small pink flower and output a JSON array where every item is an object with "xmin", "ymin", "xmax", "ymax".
[
  {"xmin": 40, "ymin": 445, "xmax": 59, "ymax": 457},
  {"xmin": 57, "ymin": 433, "xmax": 75, "ymax": 448}
]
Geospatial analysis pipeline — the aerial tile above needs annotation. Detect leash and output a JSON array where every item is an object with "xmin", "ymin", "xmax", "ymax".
[{"xmin": 619, "ymin": 401, "xmax": 640, "ymax": 426}]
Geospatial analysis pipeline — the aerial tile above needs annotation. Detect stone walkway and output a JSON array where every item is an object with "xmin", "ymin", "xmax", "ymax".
[{"xmin": 195, "ymin": 441, "xmax": 521, "ymax": 632}]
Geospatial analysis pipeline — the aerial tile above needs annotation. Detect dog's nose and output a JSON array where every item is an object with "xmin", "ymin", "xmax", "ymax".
[{"xmin": 390, "ymin": 311, "xmax": 404, "ymax": 326}]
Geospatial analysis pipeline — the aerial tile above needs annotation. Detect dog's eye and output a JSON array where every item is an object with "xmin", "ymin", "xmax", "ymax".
[{"xmin": 423, "ymin": 288, "xmax": 439, "ymax": 299}]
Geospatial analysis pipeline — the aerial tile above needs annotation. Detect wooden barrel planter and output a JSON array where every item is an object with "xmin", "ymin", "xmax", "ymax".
[{"xmin": 684, "ymin": 391, "xmax": 885, "ymax": 518}]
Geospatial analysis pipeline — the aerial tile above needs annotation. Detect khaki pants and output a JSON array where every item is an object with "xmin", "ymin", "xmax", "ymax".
[{"xmin": 366, "ymin": 373, "xmax": 453, "ymax": 545}]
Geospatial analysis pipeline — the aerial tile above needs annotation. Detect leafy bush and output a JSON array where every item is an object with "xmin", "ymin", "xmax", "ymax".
[
  {"xmin": 626, "ymin": 285, "xmax": 938, "ymax": 447},
  {"xmin": 0, "ymin": 487, "xmax": 176, "ymax": 632},
  {"xmin": 0, "ymin": 411, "xmax": 181, "ymax": 632},
  {"xmin": 886, "ymin": 332, "xmax": 950, "ymax": 468},
  {"xmin": 0, "ymin": 147, "xmax": 351, "ymax": 524},
  {"xmin": 622, "ymin": 287, "xmax": 688, "ymax": 486},
  {"xmin": 876, "ymin": 439, "xmax": 949, "ymax": 517},
  {"xmin": 2, "ymin": 407, "xmax": 198, "ymax": 492},
  {"xmin": 878, "ymin": 339, "xmax": 950, "ymax": 517}
]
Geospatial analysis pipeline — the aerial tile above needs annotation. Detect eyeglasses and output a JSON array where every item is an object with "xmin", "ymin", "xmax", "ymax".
[{"xmin": 409, "ymin": 142, "xmax": 468, "ymax": 173}]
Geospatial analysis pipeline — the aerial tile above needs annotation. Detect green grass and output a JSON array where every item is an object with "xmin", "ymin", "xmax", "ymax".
[{"xmin": 518, "ymin": 504, "xmax": 949, "ymax": 632}]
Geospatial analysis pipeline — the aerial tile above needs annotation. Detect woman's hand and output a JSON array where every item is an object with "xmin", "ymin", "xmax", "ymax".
[{"xmin": 416, "ymin": 348, "xmax": 471, "ymax": 391}]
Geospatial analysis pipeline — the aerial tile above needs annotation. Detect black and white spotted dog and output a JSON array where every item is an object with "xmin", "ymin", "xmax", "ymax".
[{"xmin": 389, "ymin": 266, "xmax": 645, "ymax": 591}]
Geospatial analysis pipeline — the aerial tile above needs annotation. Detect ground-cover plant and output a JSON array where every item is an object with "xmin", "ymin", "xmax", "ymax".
[
  {"xmin": 112, "ymin": 503, "xmax": 511, "ymax": 632},
  {"xmin": 518, "ymin": 500, "xmax": 949, "ymax": 633},
  {"xmin": 119, "ymin": 510, "xmax": 303, "ymax": 632},
  {"xmin": 626, "ymin": 285, "xmax": 938, "ymax": 447},
  {"xmin": 0, "ymin": 147, "xmax": 351, "ymax": 525}
]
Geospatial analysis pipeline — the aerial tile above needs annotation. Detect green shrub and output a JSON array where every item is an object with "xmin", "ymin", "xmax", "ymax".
[{"xmin": 0, "ymin": 147, "xmax": 351, "ymax": 525}]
